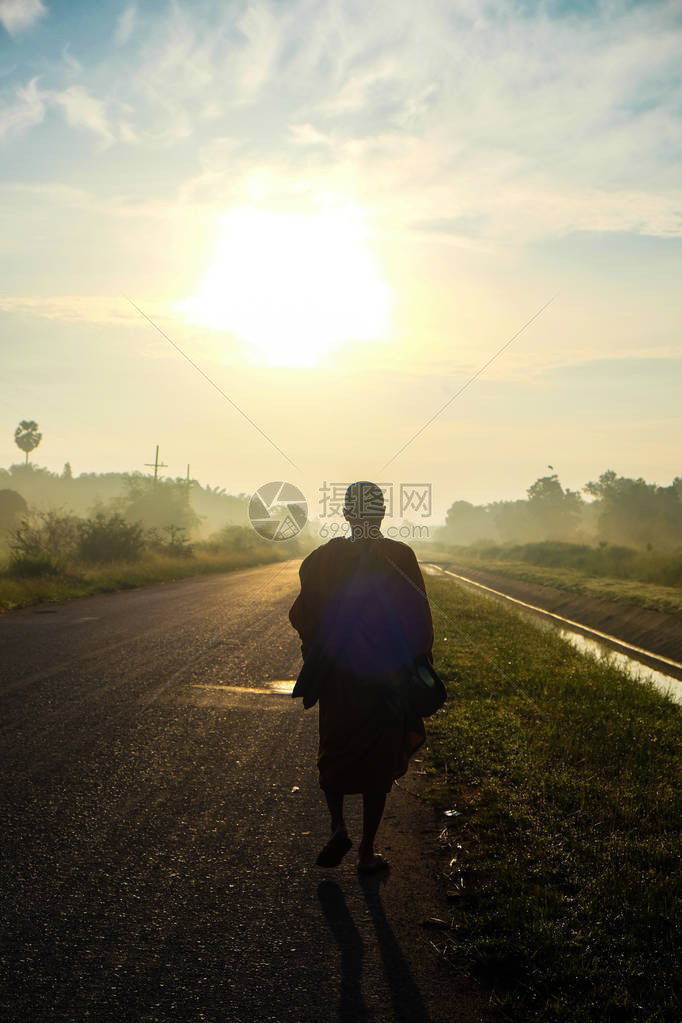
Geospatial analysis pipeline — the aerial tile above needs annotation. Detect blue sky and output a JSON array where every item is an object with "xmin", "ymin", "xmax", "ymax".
[{"xmin": 1, "ymin": 0, "xmax": 681, "ymax": 516}]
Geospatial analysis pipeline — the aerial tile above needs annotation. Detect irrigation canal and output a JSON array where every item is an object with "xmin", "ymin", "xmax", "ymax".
[{"xmin": 423, "ymin": 563, "xmax": 682, "ymax": 706}]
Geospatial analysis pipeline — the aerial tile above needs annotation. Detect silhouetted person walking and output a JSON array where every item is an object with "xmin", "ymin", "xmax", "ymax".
[{"xmin": 290, "ymin": 481, "xmax": 434, "ymax": 872}]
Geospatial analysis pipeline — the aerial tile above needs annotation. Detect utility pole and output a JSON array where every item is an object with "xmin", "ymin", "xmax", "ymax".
[{"xmin": 144, "ymin": 445, "xmax": 168, "ymax": 482}]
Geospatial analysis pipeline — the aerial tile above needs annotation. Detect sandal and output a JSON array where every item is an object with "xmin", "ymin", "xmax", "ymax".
[
  {"xmin": 316, "ymin": 830, "xmax": 353, "ymax": 868},
  {"xmin": 357, "ymin": 854, "xmax": 390, "ymax": 874}
]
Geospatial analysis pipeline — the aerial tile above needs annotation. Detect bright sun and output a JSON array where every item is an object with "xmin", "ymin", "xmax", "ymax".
[{"xmin": 178, "ymin": 206, "xmax": 391, "ymax": 366}]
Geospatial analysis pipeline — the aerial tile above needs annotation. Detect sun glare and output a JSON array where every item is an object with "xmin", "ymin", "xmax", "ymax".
[{"xmin": 178, "ymin": 206, "xmax": 391, "ymax": 366}]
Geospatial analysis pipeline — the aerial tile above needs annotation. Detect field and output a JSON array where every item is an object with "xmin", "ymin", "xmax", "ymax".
[
  {"xmin": 420, "ymin": 542, "xmax": 682, "ymax": 617},
  {"xmin": 423, "ymin": 574, "xmax": 681, "ymax": 1022}
]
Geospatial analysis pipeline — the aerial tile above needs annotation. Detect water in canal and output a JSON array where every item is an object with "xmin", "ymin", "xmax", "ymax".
[
  {"xmin": 424, "ymin": 564, "xmax": 682, "ymax": 706},
  {"xmin": 556, "ymin": 627, "xmax": 682, "ymax": 706}
]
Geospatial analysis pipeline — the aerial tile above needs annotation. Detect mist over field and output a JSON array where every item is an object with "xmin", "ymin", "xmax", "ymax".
[
  {"xmin": 0, "ymin": 459, "xmax": 250, "ymax": 541},
  {"xmin": 2, "ymin": 445, "xmax": 680, "ymax": 564}
]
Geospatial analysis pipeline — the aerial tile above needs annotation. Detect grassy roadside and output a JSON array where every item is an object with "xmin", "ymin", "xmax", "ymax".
[
  {"xmin": 422, "ymin": 575, "xmax": 681, "ymax": 1022},
  {"xmin": 420, "ymin": 546, "xmax": 682, "ymax": 617},
  {"xmin": 0, "ymin": 548, "xmax": 292, "ymax": 613}
]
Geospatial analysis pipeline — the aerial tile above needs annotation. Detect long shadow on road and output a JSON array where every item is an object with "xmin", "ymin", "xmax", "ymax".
[{"xmin": 318, "ymin": 878, "xmax": 430, "ymax": 1023}]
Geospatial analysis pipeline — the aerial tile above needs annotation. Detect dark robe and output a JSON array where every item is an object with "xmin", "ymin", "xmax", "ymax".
[{"xmin": 289, "ymin": 536, "xmax": 434, "ymax": 794}]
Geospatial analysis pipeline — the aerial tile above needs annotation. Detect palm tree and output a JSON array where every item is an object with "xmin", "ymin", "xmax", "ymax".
[{"xmin": 14, "ymin": 420, "xmax": 42, "ymax": 465}]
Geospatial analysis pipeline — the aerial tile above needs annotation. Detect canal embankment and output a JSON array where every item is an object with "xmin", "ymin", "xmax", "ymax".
[{"xmin": 424, "ymin": 561, "xmax": 682, "ymax": 682}]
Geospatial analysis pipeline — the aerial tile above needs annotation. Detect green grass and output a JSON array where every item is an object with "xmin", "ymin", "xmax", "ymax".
[
  {"xmin": 423, "ymin": 575, "xmax": 681, "ymax": 1022},
  {"xmin": 0, "ymin": 547, "xmax": 291, "ymax": 613},
  {"xmin": 419, "ymin": 544, "xmax": 682, "ymax": 617}
]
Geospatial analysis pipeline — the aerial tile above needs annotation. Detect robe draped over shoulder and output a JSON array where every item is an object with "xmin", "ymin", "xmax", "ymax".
[{"xmin": 289, "ymin": 536, "xmax": 434, "ymax": 794}]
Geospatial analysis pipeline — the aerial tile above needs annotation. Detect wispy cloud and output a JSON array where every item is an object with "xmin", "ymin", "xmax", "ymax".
[
  {"xmin": 115, "ymin": 4, "xmax": 136, "ymax": 46},
  {"xmin": 0, "ymin": 76, "xmax": 45, "ymax": 138},
  {"xmin": 2, "ymin": 0, "xmax": 681, "ymax": 243},
  {"xmin": 48, "ymin": 83, "xmax": 114, "ymax": 144},
  {"xmin": 61, "ymin": 42, "xmax": 82, "ymax": 78},
  {"xmin": 0, "ymin": 294, "xmax": 134, "ymax": 323},
  {"xmin": 0, "ymin": 77, "xmax": 115, "ymax": 143},
  {"xmin": 1, "ymin": 0, "xmax": 682, "ymax": 321},
  {"xmin": 0, "ymin": 0, "xmax": 47, "ymax": 36},
  {"xmin": 103, "ymin": 0, "xmax": 681, "ymax": 240}
]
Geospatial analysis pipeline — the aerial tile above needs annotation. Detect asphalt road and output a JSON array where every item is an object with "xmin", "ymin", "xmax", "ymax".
[{"xmin": 1, "ymin": 561, "xmax": 490, "ymax": 1023}]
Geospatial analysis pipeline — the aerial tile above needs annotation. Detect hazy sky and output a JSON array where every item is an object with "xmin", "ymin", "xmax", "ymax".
[{"xmin": 1, "ymin": 0, "xmax": 681, "ymax": 523}]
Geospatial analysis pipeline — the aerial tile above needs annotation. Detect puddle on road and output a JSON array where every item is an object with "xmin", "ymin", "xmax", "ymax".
[
  {"xmin": 266, "ymin": 679, "xmax": 296, "ymax": 695},
  {"xmin": 185, "ymin": 680, "xmax": 297, "ymax": 710},
  {"xmin": 189, "ymin": 679, "xmax": 295, "ymax": 697}
]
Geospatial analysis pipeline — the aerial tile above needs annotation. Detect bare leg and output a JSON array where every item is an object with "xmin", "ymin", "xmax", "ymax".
[
  {"xmin": 324, "ymin": 789, "xmax": 346, "ymax": 834},
  {"xmin": 316, "ymin": 790, "xmax": 352, "ymax": 867},
  {"xmin": 358, "ymin": 793, "xmax": 387, "ymax": 869}
]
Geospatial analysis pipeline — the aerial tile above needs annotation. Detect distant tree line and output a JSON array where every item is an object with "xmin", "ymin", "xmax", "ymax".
[
  {"xmin": 440, "ymin": 471, "xmax": 682, "ymax": 549},
  {"xmin": 0, "ymin": 462, "xmax": 250, "ymax": 540},
  {"xmin": 3, "ymin": 418, "xmax": 251, "ymax": 538}
]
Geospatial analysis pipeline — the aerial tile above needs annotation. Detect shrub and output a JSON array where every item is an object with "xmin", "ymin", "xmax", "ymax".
[
  {"xmin": 658, "ymin": 555, "xmax": 682, "ymax": 587},
  {"xmin": 8, "ymin": 551, "xmax": 61, "ymax": 577},
  {"xmin": 77, "ymin": 513, "xmax": 145, "ymax": 563},
  {"xmin": 122, "ymin": 475, "xmax": 199, "ymax": 532},
  {"xmin": 9, "ymin": 509, "xmax": 80, "ymax": 564},
  {"xmin": 146, "ymin": 524, "xmax": 194, "ymax": 558},
  {"xmin": 203, "ymin": 525, "xmax": 261, "ymax": 553}
]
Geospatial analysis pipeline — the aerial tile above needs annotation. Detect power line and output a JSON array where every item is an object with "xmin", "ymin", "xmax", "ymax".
[
  {"xmin": 382, "ymin": 298, "xmax": 554, "ymax": 469},
  {"xmin": 128, "ymin": 299, "xmax": 299, "ymax": 470}
]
